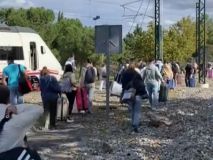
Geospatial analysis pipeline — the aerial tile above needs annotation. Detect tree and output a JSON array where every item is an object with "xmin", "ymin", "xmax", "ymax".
[
  {"xmin": 163, "ymin": 17, "xmax": 196, "ymax": 63},
  {"xmin": 123, "ymin": 23, "xmax": 155, "ymax": 62}
]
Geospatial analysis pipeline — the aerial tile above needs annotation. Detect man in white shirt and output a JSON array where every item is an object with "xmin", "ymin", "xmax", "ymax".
[{"xmin": 0, "ymin": 85, "xmax": 43, "ymax": 154}]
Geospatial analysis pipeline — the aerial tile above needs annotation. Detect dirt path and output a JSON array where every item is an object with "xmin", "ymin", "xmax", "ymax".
[{"xmin": 26, "ymin": 86, "xmax": 213, "ymax": 160}]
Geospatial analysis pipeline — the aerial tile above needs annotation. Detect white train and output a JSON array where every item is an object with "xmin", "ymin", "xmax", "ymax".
[{"xmin": 0, "ymin": 24, "xmax": 63, "ymax": 89}]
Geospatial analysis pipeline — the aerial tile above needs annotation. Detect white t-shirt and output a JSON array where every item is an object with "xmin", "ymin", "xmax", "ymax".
[{"xmin": 0, "ymin": 104, "xmax": 43, "ymax": 153}]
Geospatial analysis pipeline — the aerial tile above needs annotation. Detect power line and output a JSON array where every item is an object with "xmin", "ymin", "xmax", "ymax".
[
  {"xmin": 90, "ymin": 0, "xmax": 121, "ymax": 5},
  {"xmin": 140, "ymin": 0, "xmax": 152, "ymax": 28},
  {"xmin": 121, "ymin": 0, "xmax": 143, "ymax": 7},
  {"xmin": 128, "ymin": 0, "xmax": 144, "ymax": 33},
  {"xmin": 122, "ymin": 6, "xmax": 154, "ymax": 19}
]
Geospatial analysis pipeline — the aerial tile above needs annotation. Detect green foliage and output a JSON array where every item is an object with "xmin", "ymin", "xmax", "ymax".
[
  {"xmin": 164, "ymin": 17, "xmax": 196, "ymax": 63},
  {"xmin": 123, "ymin": 23, "xmax": 155, "ymax": 62},
  {"xmin": 124, "ymin": 17, "xmax": 197, "ymax": 64}
]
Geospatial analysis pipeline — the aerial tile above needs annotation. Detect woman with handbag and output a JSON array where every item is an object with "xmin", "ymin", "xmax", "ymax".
[
  {"xmin": 39, "ymin": 67, "xmax": 61, "ymax": 130},
  {"xmin": 162, "ymin": 63, "xmax": 174, "ymax": 89},
  {"xmin": 121, "ymin": 63, "xmax": 147, "ymax": 133},
  {"xmin": 60, "ymin": 64, "xmax": 77, "ymax": 119}
]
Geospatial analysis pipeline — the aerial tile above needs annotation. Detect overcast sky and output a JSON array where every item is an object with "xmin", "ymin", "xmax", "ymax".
[{"xmin": 0, "ymin": 0, "xmax": 213, "ymax": 35}]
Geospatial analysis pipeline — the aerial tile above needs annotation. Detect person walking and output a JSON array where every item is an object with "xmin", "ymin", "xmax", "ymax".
[
  {"xmin": 142, "ymin": 58, "xmax": 164, "ymax": 108},
  {"xmin": 185, "ymin": 62, "xmax": 196, "ymax": 87},
  {"xmin": 99, "ymin": 64, "xmax": 106, "ymax": 91},
  {"xmin": 60, "ymin": 64, "xmax": 77, "ymax": 119},
  {"xmin": 162, "ymin": 63, "xmax": 174, "ymax": 89},
  {"xmin": 80, "ymin": 59, "xmax": 96, "ymax": 114},
  {"xmin": 121, "ymin": 62, "xmax": 147, "ymax": 133},
  {"xmin": 39, "ymin": 67, "xmax": 61, "ymax": 129},
  {"xmin": 2, "ymin": 56, "xmax": 26, "ymax": 105}
]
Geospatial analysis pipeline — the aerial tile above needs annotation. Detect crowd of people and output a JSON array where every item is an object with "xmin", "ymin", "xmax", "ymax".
[
  {"xmin": 111, "ymin": 58, "xmax": 199, "ymax": 132},
  {"xmin": 0, "ymin": 54, "xmax": 200, "ymax": 158},
  {"xmin": 0, "ymin": 56, "xmax": 98, "ymax": 159}
]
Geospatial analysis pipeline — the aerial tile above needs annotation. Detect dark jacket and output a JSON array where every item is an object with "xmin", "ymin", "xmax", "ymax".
[
  {"xmin": 133, "ymin": 72, "xmax": 147, "ymax": 96},
  {"xmin": 122, "ymin": 69, "xmax": 147, "ymax": 96},
  {"xmin": 40, "ymin": 75, "xmax": 61, "ymax": 102},
  {"xmin": 121, "ymin": 69, "xmax": 136, "ymax": 90}
]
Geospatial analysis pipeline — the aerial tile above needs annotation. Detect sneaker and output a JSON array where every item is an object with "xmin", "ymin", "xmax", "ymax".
[
  {"xmin": 66, "ymin": 118, "xmax": 74, "ymax": 123},
  {"xmin": 49, "ymin": 125, "xmax": 56, "ymax": 130},
  {"xmin": 133, "ymin": 127, "xmax": 139, "ymax": 133},
  {"xmin": 86, "ymin": 111, "xmax": 93, "ymax": 114}
]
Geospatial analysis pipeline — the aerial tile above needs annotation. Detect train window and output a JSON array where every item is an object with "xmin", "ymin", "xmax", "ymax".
[
  {"xmin": 0, "ymin": 46, "xmax": 24, "ymax": 60},
  {"xmin": 41, "ymin": 46, "xmax": 46, "ymax": 54}
]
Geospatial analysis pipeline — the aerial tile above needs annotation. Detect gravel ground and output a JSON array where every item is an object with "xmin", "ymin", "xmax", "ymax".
[{"xmin": 25, "ymin": 81, "xmax": 213, "ymax": 160}]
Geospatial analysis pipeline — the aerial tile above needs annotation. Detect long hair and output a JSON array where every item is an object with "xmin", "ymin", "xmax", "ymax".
[
  {"xmin": 40, "ymin": 66, "xmax": 49, "ymax": 77},
  {"xmin": 127, "ymin": 62, "xmax": 135, "ymax": 72},
  {"xmin": 64, "ymin": 64, "xmax": 73, "ymax": 74}
]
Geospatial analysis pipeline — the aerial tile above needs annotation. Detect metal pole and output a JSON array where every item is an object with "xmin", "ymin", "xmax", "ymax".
[
  {"xmin": 155, "ymin": 0, "xmax": 162, "ymax": 61},
  {"xmin": 203, "ymin": 0, "xmax": 206, "ymax": 84},
  {"xmin": 198, "ymin": 0, "xmax": 206, "ymax": 84},
  {"xmin": 105, "ymin": 28, "xmax": 110, "ymax": 115},
  {"xmin": 197, "ymin": 2, "xmax": 201, "ymax": 83},
  {"xmin": 196, "ymin": 3, "xmax": 199, "ymax": 63}
]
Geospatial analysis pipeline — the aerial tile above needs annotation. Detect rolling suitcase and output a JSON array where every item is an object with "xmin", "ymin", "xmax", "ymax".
[
  {"xmin": 57, "ymin": 94, "xmax": 69, "ymax": 120},
  {"xmin": 159, "ymin": 83, "xmax": 169, "ymax": 102},
  {"xmin": 76, "ymin": 87, "xmax": 88, "ymax": 112}
]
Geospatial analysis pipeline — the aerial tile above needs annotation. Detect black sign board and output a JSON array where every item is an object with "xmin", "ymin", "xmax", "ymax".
[{"xmin": 95, "ymin": 25, "xmax": 122, "ymax": 54}]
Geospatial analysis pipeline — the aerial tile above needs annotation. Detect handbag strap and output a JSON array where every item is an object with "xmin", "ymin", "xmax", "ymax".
[
  {"xmin": 18, "ymin": 64, "xmax": 21, "ymax": 78},
  {"xmin": 0, "ymin": 110, "xmax": 12, "ymax": 133},
  {"xmin": 18, "ymin": 64, "xmax": 25, "ymax": 79}
]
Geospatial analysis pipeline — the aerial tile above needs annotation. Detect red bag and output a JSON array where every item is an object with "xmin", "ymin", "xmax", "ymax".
[
  {"xmin": 76, "ymin": 87, "xmax": 88, "ymax": 111},
  {"xmin": 18, "ymin": 65, "xmax": 33, "ymax": 95}
]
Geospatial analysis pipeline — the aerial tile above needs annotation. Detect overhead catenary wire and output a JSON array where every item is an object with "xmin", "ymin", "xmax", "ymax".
[
  {"xmin": 128, "ymin": 0, "xmax": 144, "ymax": 33},
  {"xmin": 121, "ymin": 0, "xmax": 143, "ymax": 7},
  {"xmin": 88, "ymin": 0, "xmax": 121, "ymax": 5},
  {"xmin": 139, "ymin": 0, "xmax": 152, "ymax": 28},
  {"xmin": 121, "ymin": 6, "xmax": 154, "ymax": 19}
]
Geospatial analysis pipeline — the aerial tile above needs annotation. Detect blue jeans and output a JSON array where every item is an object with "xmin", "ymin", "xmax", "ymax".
[
  {"xmin": 127, "ymin": 96, "xmax": 142, "ymax": 129},
  {"xmin": 85, "ymin": 84, "xmax": 95, "ymax": 113},
  {"xmin": 146, "ymin": 82, "xmax": 159, "ymax": 107},
  {"xmin": 9, "ymin": 87, "xmax": 23, "ymax": 105}
]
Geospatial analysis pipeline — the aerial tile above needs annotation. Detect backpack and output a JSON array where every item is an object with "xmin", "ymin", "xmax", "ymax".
[
  {"xmin": 59, "ymin": 77, "xmax": 72, "ymax": 93},
  {"xmin": 84, "ymin": 67, "xmax": 96, "ymax": 84}
]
